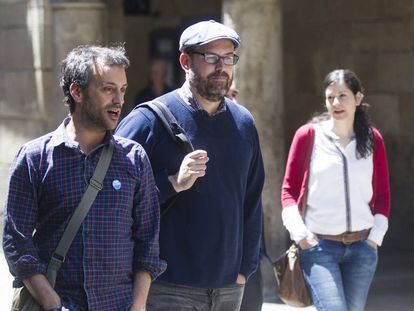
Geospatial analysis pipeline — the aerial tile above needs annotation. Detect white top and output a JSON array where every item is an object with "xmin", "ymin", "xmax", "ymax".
[{"xmin": 282, "ymin": 120, "xmax": 388, "ymax": 246}]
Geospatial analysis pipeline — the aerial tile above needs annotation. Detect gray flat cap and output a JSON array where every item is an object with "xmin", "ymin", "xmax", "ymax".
[{"xmin": 179, "ymin": 20, "xmax": 241, "ymax": 52}]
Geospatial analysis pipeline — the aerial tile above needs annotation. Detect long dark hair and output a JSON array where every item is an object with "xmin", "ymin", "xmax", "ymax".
[{"xmin": 322, "ymin": 69, "xmax": 374, "ymax": 158}]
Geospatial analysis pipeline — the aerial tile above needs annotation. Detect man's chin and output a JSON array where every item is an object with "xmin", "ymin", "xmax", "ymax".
[
  {"xmin": 204, "ymin": 94, "xmax": 225, "ymax": 102},
  {"xmin": 106, "ymin": 122, "xmax": 118, "ymax": 132}
]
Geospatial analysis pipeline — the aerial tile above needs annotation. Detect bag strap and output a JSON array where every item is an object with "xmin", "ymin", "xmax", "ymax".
[
  {"xmin": 138, "ymin": 101, "xmax": 195, "ymax": 217},
  {"xmin": 45, "ymin": 140, "xmax": 114, "ymax": 286},
  {"xmin": 138, "ymin": 101, "xmax": 194, "ymax": 154}
]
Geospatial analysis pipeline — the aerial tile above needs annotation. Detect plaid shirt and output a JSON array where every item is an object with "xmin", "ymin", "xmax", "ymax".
[{"xmin": 2, "ymin": 119, "xmax": 166, "ymax": 310}]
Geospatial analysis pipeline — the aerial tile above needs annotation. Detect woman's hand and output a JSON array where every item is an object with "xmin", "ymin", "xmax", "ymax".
[
  {"xmin": 299, "ymin": 234, "xmax": 319, "ymax": 250},
  {"xmin": 366, "ymin": 239, "xmax": 378, "ymax": 250}
]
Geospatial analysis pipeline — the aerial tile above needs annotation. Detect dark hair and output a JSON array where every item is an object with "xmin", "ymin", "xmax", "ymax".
[
  {"xmin": 319, "ymin": 69, "xmax": 374, "ymax": 158},
  {"xmin": 59, "ymin": 44, "xmax": 130, "ymax": 114}
]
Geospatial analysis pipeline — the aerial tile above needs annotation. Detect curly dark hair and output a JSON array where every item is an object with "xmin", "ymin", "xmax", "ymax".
[
  {"xmin": 59, "ymin": 44, "xmax": 130, "ymax": 114},
  {"xmin": 318, "ymin": 69, "xmax": 374, "ymax": 158}
]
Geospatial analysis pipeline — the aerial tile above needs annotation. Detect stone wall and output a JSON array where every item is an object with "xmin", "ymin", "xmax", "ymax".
[
  {"xmin": 122, "ymin": 0, "xmax": 221, "ymax": 114},
  {"xmin": 0, "ymin": 0, "xmax": 52, "ymax": 206},
  {"xmin": 0, "ymin": 0, "xmax": 113, "ymax": 212},
  {"xmin": 283, "ymin": 0, "xmax": 414, "ymax": 250},
  {"xmin": 223, "ymin": 0, "xmax": 285, "ymax": 300}
]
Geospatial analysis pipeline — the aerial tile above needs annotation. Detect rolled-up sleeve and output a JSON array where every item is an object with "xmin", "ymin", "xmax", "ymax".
[
  {"xmin": 2, "ymin": 146, "xmax": 47, "ymax": 287},
  {"xmin": 132, "ymin": 147, "xmax": 167, "ymax": 279}
]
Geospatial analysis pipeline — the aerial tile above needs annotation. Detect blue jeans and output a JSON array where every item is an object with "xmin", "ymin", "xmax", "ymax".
[
  {"xmin": 299, "ymin": 239, "xmax": 378, "ymax": 311},
  {"xmin": 147, "ymin": 281, "xmax": 245, "ymax": 311}
]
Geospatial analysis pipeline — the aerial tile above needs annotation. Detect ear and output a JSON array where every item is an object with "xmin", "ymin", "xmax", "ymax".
[
  {"xmin": 69, "ymin": 83, "xmax": 84, "ymax": 104},
  {"xmin": 355, "ymin": 92, "xmax": 364, "ymax": 106},
  {"xmin": 179, "ymin": 53, "xmax": 191, "ymax": 71}
]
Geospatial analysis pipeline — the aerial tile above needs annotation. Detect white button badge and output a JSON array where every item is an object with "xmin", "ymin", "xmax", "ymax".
[{"xmin": 112, "ymin": 179, "xmax": 121, "ymax": 190}]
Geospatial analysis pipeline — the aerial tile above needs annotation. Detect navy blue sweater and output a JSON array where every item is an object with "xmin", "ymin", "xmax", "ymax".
[{"xmin": 116, "ymin": 90, "xmax": 264, "ymax": 287}]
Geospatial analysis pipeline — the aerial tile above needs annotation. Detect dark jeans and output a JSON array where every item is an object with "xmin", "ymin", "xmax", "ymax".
[
  {"xmin": 239, "ymin": 264, "xmax": 263, "ymax": 311},
  {"xmin": 147, "ymin": 281, "xmax": 245, "ymax": 311}
]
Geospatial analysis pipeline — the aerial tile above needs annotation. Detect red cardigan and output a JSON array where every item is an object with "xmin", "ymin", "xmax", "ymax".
[{"xmin": 281, "ymin": 123, "xmax": 391, "ymax": 218}]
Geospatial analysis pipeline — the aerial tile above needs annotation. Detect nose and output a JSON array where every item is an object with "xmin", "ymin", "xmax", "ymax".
[
  {"xmin": 113, "ymin": 90, "xmax": 124, "ymax": 105},
  {"xmin": 332, "ymin": 96, "xmax": 340, "ymax": 105},
  {"xmin": 215, "ymin": 58, "xmax": 225, "ymax": 70}
]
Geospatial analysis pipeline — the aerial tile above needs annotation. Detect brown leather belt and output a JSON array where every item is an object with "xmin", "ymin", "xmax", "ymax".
[{"xmin": 318, "ymin": 229, "xmax": 370, "ymax": 244}]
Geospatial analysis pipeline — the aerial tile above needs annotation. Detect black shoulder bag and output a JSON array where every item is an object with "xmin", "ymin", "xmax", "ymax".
[
  {"xmin": 138, "ymin": 101, "xmax": 194, "ymax": 154},
  {"xmin": 138, "ymin": 101, "xmax": 194, "ymax": 217}
]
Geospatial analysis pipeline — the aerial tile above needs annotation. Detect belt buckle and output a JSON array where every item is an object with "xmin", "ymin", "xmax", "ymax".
[{"xmin": 342, "ymin": 234, "xmax": 352, "ymax": 245}]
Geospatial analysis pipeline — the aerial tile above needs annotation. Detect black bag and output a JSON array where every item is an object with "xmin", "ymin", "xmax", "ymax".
[
  {"xmin": 138, "ymin": 101, "xmax": 194, "ymax": 154},
  {"xmin": 138, "ymin": 101, "xmax": 194, "ymax": 217}
]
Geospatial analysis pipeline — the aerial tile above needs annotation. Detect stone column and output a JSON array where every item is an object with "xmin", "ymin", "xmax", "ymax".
[
  {"xmin": 50, "ymin": 1, "xmax": 107, "ymax": 123},
  {"xmin": 0, "ymin": 0, "xmax": 53, "ymax": 213},
  {"xmin": 223, "ymin": 0, "xmax": 285, "ymax": 300}
]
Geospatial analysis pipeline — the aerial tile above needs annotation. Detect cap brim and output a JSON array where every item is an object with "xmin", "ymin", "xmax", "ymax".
[{"xmin": 180, "ymin": 36, "xmax": 240, "ymax": 52}]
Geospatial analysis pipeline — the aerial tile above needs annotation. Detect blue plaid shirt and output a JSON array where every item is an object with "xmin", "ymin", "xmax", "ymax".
[{"xmin": 2, "ymin": 118, "xmax": 166, "ymax": 310}]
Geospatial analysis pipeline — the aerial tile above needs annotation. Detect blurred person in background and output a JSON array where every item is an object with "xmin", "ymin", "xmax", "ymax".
[{"xmin": 134, "ymin": 58, "xmax": 173, "ymax": 104}]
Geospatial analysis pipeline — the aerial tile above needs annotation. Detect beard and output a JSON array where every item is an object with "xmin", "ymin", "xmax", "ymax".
[
  {"xmin": 190, "ymin": 69, "xmax": 233, "ymax": 102},
  {"xmin": 80, "ymin": 95, "xmax": 121, "ymax": 132}
]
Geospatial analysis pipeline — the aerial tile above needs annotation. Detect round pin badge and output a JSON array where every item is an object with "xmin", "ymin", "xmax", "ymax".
[{"xmin": 112, "ymin": 179, "xmax": 121, "ymax": 190}]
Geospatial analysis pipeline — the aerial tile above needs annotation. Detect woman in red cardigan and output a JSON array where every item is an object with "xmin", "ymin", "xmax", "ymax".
[{"xmin": 281, "ymin": 69, "xmax": 390, "ymax": 311}]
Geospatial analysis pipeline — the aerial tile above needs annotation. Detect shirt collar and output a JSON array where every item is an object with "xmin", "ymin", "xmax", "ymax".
[
  {"xmin": 177, "ymin": 82, "xmax": 227, "ymax": 116},
  {"xmin": 50, "ymin": 117, "xmax": 114, "ymax": 151},
  {"xmin": 320, "ymin": 119, "xmax": 356, "ymax": 142}
]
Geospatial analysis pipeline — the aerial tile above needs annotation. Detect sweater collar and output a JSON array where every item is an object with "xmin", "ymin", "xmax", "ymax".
[{"xmin": 177, "ymin": 82, "xmax": 226, "ymax": 116}]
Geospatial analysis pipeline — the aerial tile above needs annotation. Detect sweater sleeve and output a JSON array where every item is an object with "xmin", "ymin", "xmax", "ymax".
[
  {"xmin": 280, "ymin": 125, "xmax": 314, "ymax": 243},
  {"xmin": 239, "ymin": 127, "xmax": 265, "ymax": 280},
  {"xmin": 371, "ymin": 129, "xmax": 391, "ymax": 218},
  {"xmin": 281, "ymin": 205, "xmax": 313, "ymax": 243},
  {"xmin": 116, "ymin": 109, "xmax": 177, "ymax": 204},
  {"xmin": 281, "ymin": 124, "xmax": 313, "ymax": 209}
]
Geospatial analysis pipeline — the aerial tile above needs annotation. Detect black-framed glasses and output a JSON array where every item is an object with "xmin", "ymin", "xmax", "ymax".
[{"xmin": 190, "ymin": 51, "xmax": 239, "ymax": 65}]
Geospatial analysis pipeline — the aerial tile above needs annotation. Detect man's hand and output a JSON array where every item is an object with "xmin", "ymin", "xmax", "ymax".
[
  {"xmin": 168, "ymin": 150, "xmax": 209, "ymax": 192},
  {"xmin": 23, "ymin": 274, "xmax": 61, "ymax": 310},
  {"xmin": 236, "ymin": 274, "xmax": 246, "ymax": 285}
]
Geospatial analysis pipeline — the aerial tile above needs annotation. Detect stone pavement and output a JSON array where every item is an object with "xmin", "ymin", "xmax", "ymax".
[{"xmin": 0, "ymin": 249, "xmax": 413, "ymax": 310}]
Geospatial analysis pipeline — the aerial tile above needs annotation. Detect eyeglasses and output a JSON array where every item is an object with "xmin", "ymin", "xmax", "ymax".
[{"xmin": 190, "ymin": 51, "xmax": 239, "ymax": 65}]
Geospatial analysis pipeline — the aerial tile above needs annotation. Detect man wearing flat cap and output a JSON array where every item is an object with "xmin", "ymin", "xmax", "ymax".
[{"xmin": 116, "ymin": 20, "xmax": 265, "ymax": 311}]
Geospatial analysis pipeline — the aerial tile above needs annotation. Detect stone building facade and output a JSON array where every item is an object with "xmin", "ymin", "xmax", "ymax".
[{"xmin": 1, "ymin": 0, "xmax": 413, "ymax": 300}]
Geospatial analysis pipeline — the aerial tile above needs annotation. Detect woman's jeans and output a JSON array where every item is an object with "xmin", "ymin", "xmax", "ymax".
[{"xmin": 300, "ymin": 239, "xmax": 378, "ymax": 311}]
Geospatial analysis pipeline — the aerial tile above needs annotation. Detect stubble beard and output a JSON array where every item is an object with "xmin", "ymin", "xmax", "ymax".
[{"xmin": 80, "ymin": 95, "xmax": 119, "ymax": 132}]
